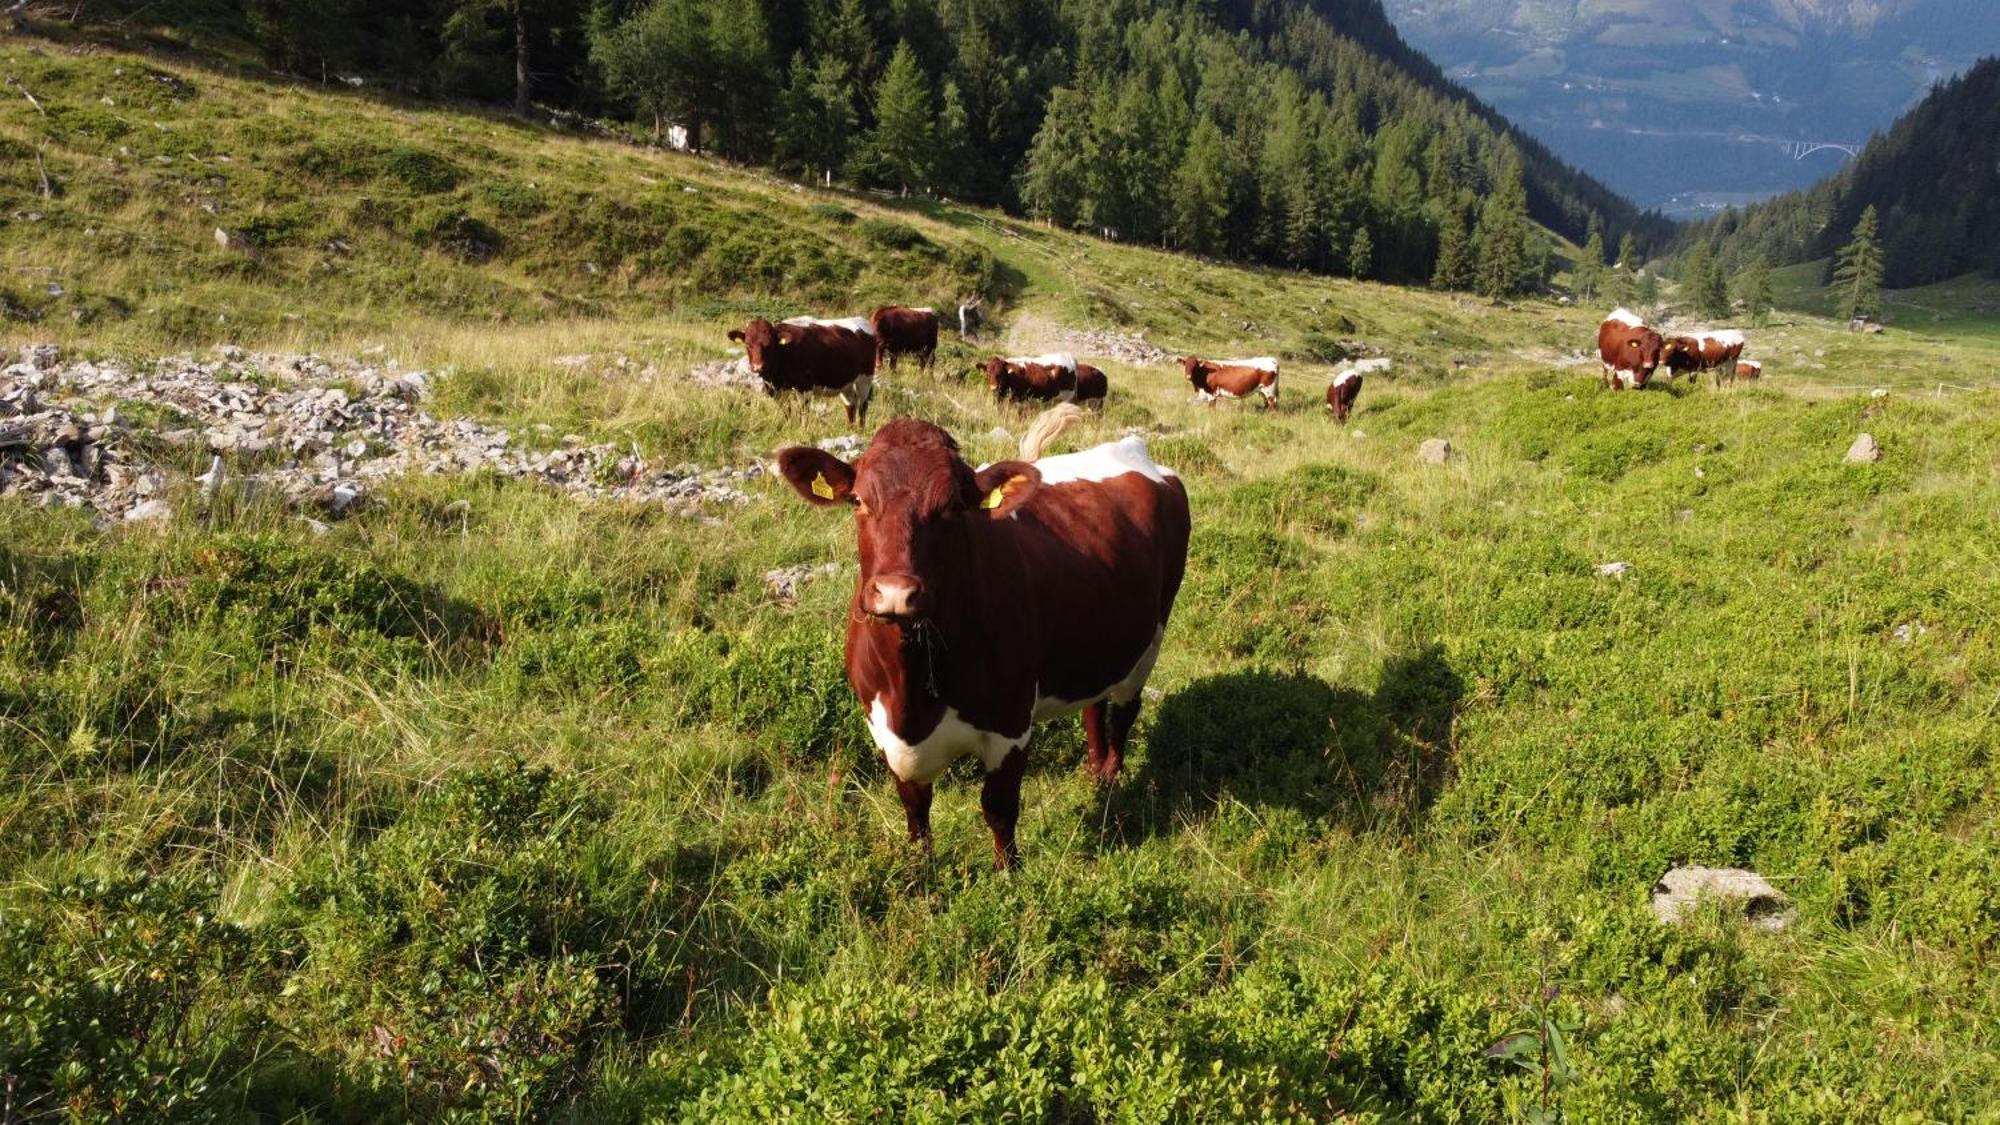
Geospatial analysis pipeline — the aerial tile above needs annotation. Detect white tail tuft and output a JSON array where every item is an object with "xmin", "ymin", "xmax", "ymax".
[{"xmin": 1019, "ymin": 403, "xmax": 1085, "ymax": 461}]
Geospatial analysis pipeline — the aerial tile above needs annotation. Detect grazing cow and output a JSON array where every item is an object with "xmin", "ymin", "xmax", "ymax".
[
  {"xmin": 728, "ymin": 316, "xmax": 878, "ymax": 425},
  {"xmin": 1597, "ymin": 308, "xmax": 1664, "ymax": 390},
  {"xmin": 1073, "ymin": 363, "xmax": 1109, "ymax": 409},
  {"xmin": 871, "ymin": 305, "xmax": 939, "ymax": 373},
  {"xmin": 1661, "ymin": 330, "xmax": 1747, "ymax": 388},
  {"xmin": 1183, "ymin": 356, "xmax": 1280, "ymax": 408},
  {"xmin": 985, "ymin": 353, "xmax": 1079, "ymax": 404},
  {"xmin": 775, "ymin": 412, "xmax": 1190, "ymax": 868},
  {"xmin": 1325, "ymin": 369, "xmax": 1363, "ymax": 422},
  {"xmin": 1734, "ymin": 359, "xmax": 1763, "ymax": 383}
]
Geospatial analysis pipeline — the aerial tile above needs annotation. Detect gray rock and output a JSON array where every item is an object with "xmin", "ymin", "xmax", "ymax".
[
  {"xmin": 124, "ymin": 499, "xmax": 173, "ymax": 523},
  {"xmin": 1596, "ymin": 561, "xmax": 1634, "ymax": 578},
  {"xmin": 1650, "ymin": 866, "xmax": 1793, "ymax": 932},
  {"xmin": 1845, "ymin": 433, "xmax": 1883, "ymax": 463},
  {"xmin": 1417, "ymin": 437, "xmax": 1452, "ymax": 464}
]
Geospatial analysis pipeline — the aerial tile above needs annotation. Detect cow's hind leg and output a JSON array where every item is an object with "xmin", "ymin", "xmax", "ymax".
[
  {"xmin": 1082, "ymin": 697, "xmax": 1142, "ymax": 783},
  {"xmin": 981, "ymin": 748, "xmax": 1028, "ymax": 870}
]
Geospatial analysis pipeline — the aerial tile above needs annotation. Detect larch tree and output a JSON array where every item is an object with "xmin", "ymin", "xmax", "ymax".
[
  {"xmin": 1738, "ymin": 256, "xmax": 1774, "ymax": 325},
  {"xmin": 1171, "ymin": 114, "xmax": 1233, "ymax": 256},
  {"xmin": 1833, "ymin": 205, "xmax": 1886, "ymax": 322},
  {"xmin": 1431, "ymin": 204, "xmax": 1473, "ymax": 290},
  {"xmin": 853, "ymin": 41, "xmax": 935, "ymax": 194}
]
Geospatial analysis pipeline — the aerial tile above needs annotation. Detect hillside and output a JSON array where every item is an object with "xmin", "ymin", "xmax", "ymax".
[
  {"xmin": 1380, "ymin": 0, "xmax": 2000, "ymax": 213},
  {"xmin": 6, "ymin": 37, "xmax": 2000, "ymax": 1122},
  {"xmin": 1684, "ymin": 56, "xmax": 2000, "ymax": 289}
]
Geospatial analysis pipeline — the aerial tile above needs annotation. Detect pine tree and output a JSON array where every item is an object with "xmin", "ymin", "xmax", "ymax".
[
  {"xmin": 1348, "ymin": 225, "xmax": 1374, "ymax": 280},
  {"xmin": 1833, "ymin": 205, "xmax": 1885, "ymax": 322},
  {"xmin": 1474, "ymin": 153, "xmax": 1532, "ymax": 297},
  {"xmin": 1617, "ymin": 232, "xmax": 1638, "ymax": 269},
  {"xmin": 1431, "ymin": 205, "xmax": 1473, "ymax": 290},
  {"xmin": 592, "ymin": 0, "xmax": 713, "ymax": 148},
  {"xmin": 852, "ymin": 41, "xmax": 933, "ymax": 194},
  {"xmin": 1172, "ymin": 114, "xmax": 1233, "ymax": 255},
  {"xmin": 1738, "ymin": 257, "xmax": 1774, "ymax": 325},
  {"xmin": 1680, "ymin": 242, "xmax": 1714, "ymax": 313},
  {"xmin": 1574, "ymin": 229, "xmax": 1606, "ymax": 300},
  {"xmin": 775, "ymin": 52, "xmax": 855, "ymax": 182},
  {"xmin": 1022, "ymin": 86, "xmax": 1093, "ymax": 229},
  {"xmin": 1697, "ymin": 252, "xmax": 1732, "ymax": 318},
  {"xmin": 934, "ymin": 80, "xmax": 972, "ymax": 198}
]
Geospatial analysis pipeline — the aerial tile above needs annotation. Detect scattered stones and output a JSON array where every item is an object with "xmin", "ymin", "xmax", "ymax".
[
  {"xmin": 1596, "ymin": 561, "xmax": 1634, "ymax": 578},
  {"xmin": 1043, "ymin": 326, "xmax": 1175, "ymax": 366},
  {"xmin": 0, "ymin": 349, "xmax": 766, "ymax": 524},
  {"xmin": 1650, "ymin": 866, "xmax": 1794, "ymax": 932},
  {"xmin": 1892, "ymin": 621, "xmax": 1930, "ymax": 644},
  {"xmin": 1845, "ymin": 433, "xmax": 1883, "ymax": 463},
  {"xmin": 1417, "ymin": 437, "xmax": 1452, "ymax": 464},
  {"xmin": 763, "ymin": 561, "xmax": 840, "ymax": 604}
]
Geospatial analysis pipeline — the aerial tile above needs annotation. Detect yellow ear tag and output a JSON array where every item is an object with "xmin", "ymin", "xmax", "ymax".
[
  {"xmin": 811, "ymin": 472, "xmax": 835, "ymax": 500},
  {"xmin": 982, "ymin": 486, "xmax": 1006, "ymax": 510}
]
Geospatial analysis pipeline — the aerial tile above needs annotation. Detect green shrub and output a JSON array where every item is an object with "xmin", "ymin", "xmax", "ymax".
[
  {"xmin": 380, "ymin": 145, "xmax": 465, "ymax": 193},
  {"xmin": 807, "ymin": 201, "xmax": 855, "ymax": 224},
  {"xmin": 859, "ymin": 217, "xmax": 928, "ymax": 252}
]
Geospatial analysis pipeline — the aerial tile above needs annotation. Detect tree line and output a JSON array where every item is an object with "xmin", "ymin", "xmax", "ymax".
[{"xmin": 61, "ymin": 0, "xmax": 1673, "ymax": 295}]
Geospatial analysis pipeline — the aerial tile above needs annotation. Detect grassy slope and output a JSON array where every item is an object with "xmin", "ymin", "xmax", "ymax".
[{"xmin": 5, "ymin": 39, "xmax": 2000, "ymax": 1122}]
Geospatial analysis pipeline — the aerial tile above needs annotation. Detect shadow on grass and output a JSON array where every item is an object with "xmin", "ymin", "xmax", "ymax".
[{"xmin": 1101, "ymin": 644, "xmax": 1464, "ymax": 844}]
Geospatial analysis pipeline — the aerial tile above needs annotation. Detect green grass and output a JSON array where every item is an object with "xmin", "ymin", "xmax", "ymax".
[{"xmin": 5, "ymin": 37, "xmax": 2000, "ymax": 1123}]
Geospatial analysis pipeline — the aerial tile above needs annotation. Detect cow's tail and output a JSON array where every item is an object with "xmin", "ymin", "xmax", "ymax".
[{"xmin": 1019, "ymin": 404, "xmax": 1085, "ymax": 461}]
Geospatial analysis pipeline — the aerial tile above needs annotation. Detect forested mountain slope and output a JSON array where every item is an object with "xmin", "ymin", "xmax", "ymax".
[{"xmin": 1683, "ymin": 57, "xmax": 2000, "ymax": 286}]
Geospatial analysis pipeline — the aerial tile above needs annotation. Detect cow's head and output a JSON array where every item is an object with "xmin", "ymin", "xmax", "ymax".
[
  {"xmin": 778, "ymin": 420, "xmax": 1040, "ymax": 625},
  {"xmin": 727, "ymin": 318, "xmax": 799, "ymax": 378},
  {"xmin": 1626, "ymin": 329, "xmax": 1665, "ymax": 378},
  {"xmin": 1181, "ymin": 357, "xmax": 1212, "ymax": 391},
  {"xmin": 982, "ymin": 357, "xmax": 1011, "ymax": 397},
  {"xmin": 1660, "ymin": 336, "xmax": 1698, "ymax": 369}
]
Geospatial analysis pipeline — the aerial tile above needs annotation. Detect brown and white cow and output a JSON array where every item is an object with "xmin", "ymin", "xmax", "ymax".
[
  {"xmin": 985, "ymin": 353, "xmax": 1079, "ymax": 404},
  {"xmin": 1183, "ymin": 356, "xmax": 1280, "ymax": 408},
  {"xmin": 1325, "ymin": 369, "xmax": 1363, "ymax": 422},
  {"xmin": 775, "ymin": 414, "xmax": 1190, "ymax": 869},
  {"xmin": 870, "ymin": 305, "xmax": 939, "ymax": 373},
  {"xmin": 1660, "ymin": 330, "xmax": 1747, "ymax": 388},
  {"xmin": 728, "ymin": 315, "xmax": 878, "ymax": 424},
  {"xmin": 1597, "ymin": 308, "xmax": 1664, "ymax": 390},
  {"xmin": 1733, "ymin": 359, "xmax": 1763, "ymax": 383},
  {"xmin": 1073, "ymin": 363, "xmax": 1109, "ymax": 409}
]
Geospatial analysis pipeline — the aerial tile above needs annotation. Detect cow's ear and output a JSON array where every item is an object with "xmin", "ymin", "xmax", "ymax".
[
  {"xmin": 728, "ymin": 329, "xmax": 746, "ymax": 343},
  {"xmin": 972, "ymin": 461, "xmax": 1041, "ymax": 519},
  {"xmin": 775, "ymin": 324, "xmax": 801, "ymax": 346},
  {"xmin": 776, "ymin": 446, "xmax": 857, "ymax": 507}
]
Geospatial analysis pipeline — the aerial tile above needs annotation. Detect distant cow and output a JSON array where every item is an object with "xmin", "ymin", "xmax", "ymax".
[
  {"xmin": 1325, "ymin": 369, "xmax": 1363, "ymax": 422},
  {"xmin": 958, "ymin": 298, "xmax": 983, "ymax": 341},
  {"xmin": 1661, "ymin": 330, "xmax": 1747, "ymax": 387},
  {"xmin": 729, "ymin": 315, "xmax": 878, "ymax": 424},
  {"xmin": 1073, "ymin": 363, "xmax": 1108, "ymax": 409},
  {"xmin": 871, "ymin": 305, "xmax": 939, "ymax": 373},
  {"xmin": 1597, "ymin": 308, "xmax": 1664, "ymax": 390},
  {"xmin": 775, "ymin": 411, "xmax": 1190, "ymax": 868},
  {"xmin": 1734, "ymin": 359, "xmax": 1763, "ymax": 383},
  {"xmin": 1183, "ymin": 356, "xmax": 1280, "ymax": 408},
  {"xmin": 985, "ymin": 353, "xmax": 1079, "ymax": 404}
]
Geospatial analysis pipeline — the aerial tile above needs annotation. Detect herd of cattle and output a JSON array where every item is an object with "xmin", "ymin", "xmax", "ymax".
[
  {"xmin": 727, "ymin": 305, "xmax": 1370, "ymax": 424},
  {"xmin": 1596, "ymin": 306, "xmax": 1763, "ymax": 390},
  {"xmin": 742, "ymin": 301, "xmax": 1765, "ymax": 868}
]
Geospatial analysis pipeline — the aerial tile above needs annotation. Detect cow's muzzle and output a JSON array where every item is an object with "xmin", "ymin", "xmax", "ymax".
[{"xmin": 862, "ymin": 574, "xmax": 930, "ymax": 622}]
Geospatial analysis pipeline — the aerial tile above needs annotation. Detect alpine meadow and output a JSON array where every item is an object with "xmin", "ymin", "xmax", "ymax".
[{"xmin": 2, "ymin": 3, "xmax": 2000, "ymax": 1123}]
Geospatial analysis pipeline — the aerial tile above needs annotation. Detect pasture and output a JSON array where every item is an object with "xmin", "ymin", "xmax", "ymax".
[{"xmin": 5, "ymin": 38, "xmax": 2000, "ymax": 1122}]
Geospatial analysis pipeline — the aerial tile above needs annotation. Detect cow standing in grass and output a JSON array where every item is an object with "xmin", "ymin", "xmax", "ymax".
[
  {"xmin": 1325, "ymin": 369, "xmax": 1363, "ymax": 422},
  {"xmin": 1073, "ymin": 363, "xmax": 1109, "ymax": 409},
  {"xmin": 1661, "ymin": 330, "xmax": 1747, "ymax": 388},
  {"xmin": 985, "ymin": 353, "xmax": 1079, "ymax": 404},
  {"xmin": 870, "ymin": 305, "xmax": 939, "ymax": 373},
  {"xmin": 729, "ymin": 315, "xmax": 879, "ymax": 425},
  {"xmin": 1597, "ymin": 308, "xmax": 1664, "ymax": 390},
  {"xmin": 1183, "ymin": 356, "xmax": 1280, "ymax": 408},
  {"xmin": 775, "ymin": 411, "xmax": 1189, "ymax": 869}
]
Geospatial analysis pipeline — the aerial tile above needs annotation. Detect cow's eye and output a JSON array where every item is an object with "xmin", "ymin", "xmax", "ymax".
[{"xmin": 854, "ymin": 499, "xmax": 870, "ymax": 516}]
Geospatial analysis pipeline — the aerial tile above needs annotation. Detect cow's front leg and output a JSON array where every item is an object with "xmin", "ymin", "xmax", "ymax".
[
  {"xmin": 893, "ymin": 775, "xmax": 934, "ymax": 849},
  {"xmin": 980, "ymin": 748, "xmax": 1028, "ymax": 870},
  {"xmin": 1083, "ymin": 698, "xmax": 1142, "ymax": 783}
]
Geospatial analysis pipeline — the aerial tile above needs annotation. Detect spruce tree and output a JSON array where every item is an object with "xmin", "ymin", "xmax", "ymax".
[
  {"xmin": 1575, "ymin": 229, "xmax": 1606, "ymax": 300},
  {"xmin": 1022, "ymin": 86, "xmax": 1093, "ymax": 228},
  {"xmin": 1738, "ymin": 256, "xmax": 1774, "ymax": 325},
  {"xmin": 934, "ymin": 80, "xmax": 972, "ymax": 198},
  {"xmin": 1680, "ymin": 242, "xmax": 1714, "ymax": 313},
  {"xmin": 1698, "ymin": 252, "xmax": 1732, "ymax": 317},
  {"xmin": 1349, "ymin": 225, "xmax": 1374, "ymax": 280},
  {"xmin": 1431, "ymin": 205, "xmax": 1473, "ymax": 290},
  {"xmin": 1171, "ymin": 115, "xmax": 1233, "ymax": 256},
  {"xmin": 852, "ymin": 41, "xmax": 933, "ymax": 194},
  {"xmin": 1833, "ymin": 205, "xmax": 1886, "ymax": 322},
  {"xmin": 1617, "ymin": 232, "xmax": 1638, "ymax": 269},
  {"xmin": 1473, "ymin": 154, "xmax": 1531, "ymax": 297},
  {"xmin": 775, "ymin": 52, "xmax": 855, "ymax": 182}
]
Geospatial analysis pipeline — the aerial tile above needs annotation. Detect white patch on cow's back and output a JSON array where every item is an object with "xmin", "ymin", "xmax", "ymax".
[
  {"xmin": 1032, "ymin": 626, "xmax": 1164, "ymax": 722},
  {"xmin": 910, "ymin": 306, "xmax": 934, "ymax": 314},
  {"xmin": 1218, "ymin": 356, "xmax": 1279, "ymax": 372},
  {"xmin": 784, "ymin": 315, "xmax": 876, "ymax": 335},
  {"xmin": 1606, "ymin": 307, "xmax": 1646, "ymax": 327},
  {"xmin": 1005, "ymin": 352, "xmax": 1076, "ymax": 371},
  {"xmin": 868, "ymin": 698, "xmax": 1024, "ymax": 783},
  {"xmin": 1709, "ymin": 329, "xmax": 1745, "ymax": 347},
  {"xmin": 1029, "ymin": 435, "xmax": 1176, "ymax": 484},
  {"xmin": 1331, "ymin": 369, "xmax": 1360, "ymax": 387}
]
